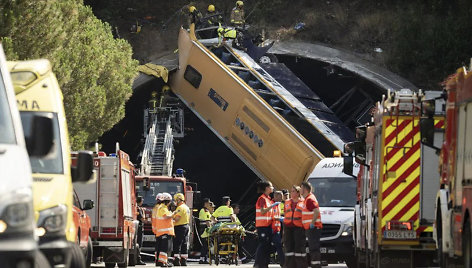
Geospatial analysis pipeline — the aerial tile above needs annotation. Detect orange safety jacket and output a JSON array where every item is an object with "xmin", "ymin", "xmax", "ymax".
[
  {"xmin": 255, "ymin": 194, "xmax": 273, "ymax": 227},
  {"xmin": 302, "ymin": 193, "xmax": 322, "ymax": 230},
  {"xmin": 284, "ymin": 199, "xmax": 303, "ymax": 228},
  {"xmin": 152, "ymin": 204, "xmax": 175, "ymax": 237},
  {"xmin": 271, "ymin": 203, "xmax": 281, "ymax": 233}
]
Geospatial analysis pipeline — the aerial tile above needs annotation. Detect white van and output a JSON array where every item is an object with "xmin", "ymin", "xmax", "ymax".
[
  {"xmin": 307, "ymin": 157, "xmax": 359, "ymax": 268},
  {"xmin": 0, "ymin": 45, "xmax": 51, "ymax": 267}
]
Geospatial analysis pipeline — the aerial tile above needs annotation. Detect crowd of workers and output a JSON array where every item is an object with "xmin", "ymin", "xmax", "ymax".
[
  {"xmin": 188, "ymin": 1, "xmax": 245, "ymax": 28},
  {"xmin": 136, "ymin": 179, "xmax": 321, "ymax": 268}
]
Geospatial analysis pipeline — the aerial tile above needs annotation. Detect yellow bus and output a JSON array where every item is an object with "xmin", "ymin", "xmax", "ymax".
[{"xmin": 9, "ymin": 59, "xmax": 93, "ymax": 267}]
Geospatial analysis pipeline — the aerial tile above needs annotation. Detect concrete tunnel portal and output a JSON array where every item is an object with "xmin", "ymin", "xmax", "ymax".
[{"xmin": 99, "ymin": 41, "xmax": 417, "ymax": 224}]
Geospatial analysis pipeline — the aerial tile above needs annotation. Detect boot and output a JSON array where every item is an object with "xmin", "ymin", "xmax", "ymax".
[
  {"xmin": 172, "ymin": 257, "xmax": 181, "ymax": 266},
  {"xmin": 180, "ymin": 258, "xmax": 187, "ymax": 266}
]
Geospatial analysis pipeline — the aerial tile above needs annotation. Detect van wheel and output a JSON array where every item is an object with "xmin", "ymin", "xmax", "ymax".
[
  {"xmin": 70, "ymin": 242, "xmax": 86, "ymax": 268},
  {"xmin": 34, "ymin": 250, "xmax": 49, "ymax": 268},
  {"xmin": 85, "ymin": 236, "xmax": 93, "ymax": 268},
  {"xmin": 464, "ymin": 217, "xmax": 471, "ymax": 268}
]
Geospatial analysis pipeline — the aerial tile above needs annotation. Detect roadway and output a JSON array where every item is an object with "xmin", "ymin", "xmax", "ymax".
[{"xmin": 92, "ymin": 262, "xmax": 348, "ymax": 267}]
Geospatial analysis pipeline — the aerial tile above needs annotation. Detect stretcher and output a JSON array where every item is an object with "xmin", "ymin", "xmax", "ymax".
[{"xmin": 206, "ymin": 222, "xmax": 245, "ymax": 265}]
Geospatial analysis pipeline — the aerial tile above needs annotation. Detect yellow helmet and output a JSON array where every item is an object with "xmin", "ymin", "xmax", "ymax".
[
  {"xmin": 151, "ymin": 91, "xmax": 157, "ymax": 97},
  {"xmin": 208, "ymin": 5, "xmax": 215, "ymax": 12},
  {"xmin": 189, "ymin": 6, "xmax": 196, "ymax": 13},
  {"xmin": 236, "ymin": 1, "xmax": 244, "ymax": 7},
  {"xmin": 174, "ymin": 193, "xmax": 185, "ymax": 201},
  {"xmin": 162, "ymin": 85, "xmax": 170, "ymax": 92}
]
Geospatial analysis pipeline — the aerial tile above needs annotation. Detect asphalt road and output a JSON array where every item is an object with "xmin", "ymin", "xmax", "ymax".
[{"xmin": 92, "ymin": 262, "xmax": 348, "ymax": 267}]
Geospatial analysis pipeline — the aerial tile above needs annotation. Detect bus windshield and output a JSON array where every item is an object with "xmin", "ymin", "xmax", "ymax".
[
  {"xmin": 308, "ymin": 177, "xmax": 356, "ymax": 207},
  {"xmin": 136, "ymin": 180, "xmax": 184, "ymax": 207}
]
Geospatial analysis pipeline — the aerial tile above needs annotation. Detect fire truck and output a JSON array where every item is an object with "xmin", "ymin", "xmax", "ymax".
[
  {"xmin": 345, "ymin": 89, "xmax": 445, "ymax": 267},
  {"xmin": 421, "ymin": 66, "xmax": 472, "ymax": 267},
  {"xmin": 74, "ymin": 145, "xmax": 139, "ymax": 267}
]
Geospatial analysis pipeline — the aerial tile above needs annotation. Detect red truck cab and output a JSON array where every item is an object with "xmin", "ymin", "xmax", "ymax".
[{"xmin": 72, "ymin": 190, "xmax": 94, "ymax": 267}]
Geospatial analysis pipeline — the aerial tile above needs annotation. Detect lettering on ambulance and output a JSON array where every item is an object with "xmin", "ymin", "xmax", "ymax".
[
  {"xmin": 322, "ymin": 163, "xmax": 343, "ymax": 168},
  {"xmin": 17, "ymin": 99, "xmax": 40, "ymax": 110}
]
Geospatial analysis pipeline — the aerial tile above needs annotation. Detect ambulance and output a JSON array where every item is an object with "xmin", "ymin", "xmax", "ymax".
[
  {"xmin": 307, "ymin": 156, "xmax": 359, "ymax": 268},
  {"xmin": 9, "ymin": 59, "xmax": 93, "ymax": 267}
]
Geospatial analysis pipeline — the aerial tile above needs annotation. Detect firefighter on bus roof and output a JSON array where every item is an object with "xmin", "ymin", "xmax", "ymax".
[
  {"xmin": 171, "ymin": 193, "xmax": 190, "ymax": 266},
  {"xmin": 152, "ymin": 193, "xmax": 175, "ymax": 267},
  {"xmin": 230, "ymin": 1, "xmax": 245, "ymax": 27}
]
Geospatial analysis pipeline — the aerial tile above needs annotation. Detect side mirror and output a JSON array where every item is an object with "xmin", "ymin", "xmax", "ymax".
[
  {"xmin": 83, "ymin": 199, "xmax": 94, "ymax": 210},
  {"xmin": 342, "ymin": 156, "xmax": 354, "ymax": 176},
  {"xmin": 420, "ymin": 117, "xmax": 435, "ymax": 147},
  {"xmin": 71, "ymin": 151, "xmax": 93, "ymax": 183},
  {"xmin": 27, "ymin": 115, "xmax": 53, "ymax": 157},
  {"xmin": 193, "ymin": 190, "xmax": 202, "ymax": 209}
]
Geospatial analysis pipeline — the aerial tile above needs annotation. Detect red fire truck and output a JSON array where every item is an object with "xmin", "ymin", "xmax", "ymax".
[
  {"xmin": 346, "ymin": 89, "xmax": 445, "ymax": 268},
  {"xmin": 421, "ymin": 66, "xmax": 472, "ymax": 267},
  {"xmin": 74, "ymin": 147, "xmax": 139, "ymax": 267},
  {"xmin": 134, "ymin": 175, "xmax": 197, "ymax": 253}
]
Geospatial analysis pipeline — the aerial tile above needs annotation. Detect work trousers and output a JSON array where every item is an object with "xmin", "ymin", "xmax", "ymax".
[
  {"xmin": 172, "ymin": 224, "xmax": 189, "ymax": 260},
  {"xmin": 198, "ymin": 225, "xmax": 209, "ymax": 260},
  {"xmin": 306, "ymin": 228, "xmax": 321, "ymax": 268},
  {"xmin": 254, "ymin": 226, "xmax": 272, "ymax": 268},
  {"xmin": 155, "ymin": 234, "xmax": 171, "ymax": 265},
  {"xmin": 137, "ymin": 223, "xmax": 143, "ymax": 261},
  {"xmin": 283, "ymin": 226, "xmax": 307, "ymax": 268},
  {"xmin": 271, "ymin": 231, "xmax": 285, "ymax": 265}
]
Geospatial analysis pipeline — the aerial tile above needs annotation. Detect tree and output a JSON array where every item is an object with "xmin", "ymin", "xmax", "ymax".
[{"xmin": 0, "ymin": 0, "xmax": 138, "ymax": 149}]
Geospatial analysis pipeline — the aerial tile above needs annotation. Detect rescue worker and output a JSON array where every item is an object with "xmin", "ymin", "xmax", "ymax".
[
  {"xmin": 271, "ymin": 191, "xmax": 284, "ymax": 266},
  {"xmin": 283, "ymin": 186, "xmax": 306, "ymax": 268},
  {"xmin": 205, "ymin": 4, "xmax": 223, "ymax": 26},
  {"xmin": 233, "ymin": 204, "xmax": 250, "ymax": 264},
  {"xmin": 137, "ymin": 196, "xmax": 147, "ymax": 265},
  {"xmin": 300, "ymin": 182, "xmax": 322, "ymax": 268},
  {"xmin": 152, "ymin": 193, "xmax": 175, "ymax": 267},
  {"xmin": 172, "ymin": 193, "xmax": 190, "ymax": 266},
  {"xmin": 198, "ymin": 198, "xmax": 212, "ymax": 264},
  {"xmin": 230, "ymin": 1, "xmax": 245, "ymax": 27},
  {"xmin": 254, "ymin": 181, "xmax": 278, "ymax": 268},
  {"xmin": 149, "ymin": 91, "xmax": 158, "ymax": 114},
  {"xmin": 159, "ymin": 85, "xmax": 171, "ymax": 108},
  {"xmin": 188, "ymin": 5, "xmax": 203, "ymax": 28},
  {"xmin": 216, "ymin": 24, "xmax": 237, "ymax": 48},
  {"xmin": 211, "ymin": 196, "xmax": 236, "ymax": 223}
]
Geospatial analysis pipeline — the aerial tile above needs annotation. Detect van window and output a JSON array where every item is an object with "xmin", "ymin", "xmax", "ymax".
[
  {"xmin": 20, "ymin": 111, "xmax": 63, "ymax": 174},
  {"xmin": 184, "ymin": 65, "xmax": 202, "ymax": 89},
  {"xmin": 308, "ymin": 177, "xmax": 356, "ymax": 207},
  {"xmin": 0, "ymin": 72, "xmax": 16, "ymax": 144}
]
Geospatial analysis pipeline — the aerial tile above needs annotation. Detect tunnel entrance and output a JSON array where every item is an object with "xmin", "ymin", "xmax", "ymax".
[{"xmin": 98, "ymin": 51, "xmax": 408, "ymax": 224}]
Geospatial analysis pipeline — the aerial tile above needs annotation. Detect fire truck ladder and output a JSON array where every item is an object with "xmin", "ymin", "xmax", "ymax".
[{"xmin": 140, "ymin": 108, "xmax": 181, "ymax": 176}]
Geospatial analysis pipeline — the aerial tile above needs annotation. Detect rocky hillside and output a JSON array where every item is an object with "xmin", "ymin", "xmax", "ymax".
[{"xmin": 85, "ymin": 0, "xmax": 472, "ymax": 90}]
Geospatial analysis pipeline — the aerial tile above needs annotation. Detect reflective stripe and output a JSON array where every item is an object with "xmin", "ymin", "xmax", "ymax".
[
  {"xmin": 255, "ymin": 209, "xmax": 261, "ymax": 212},
  {"xmin": 181, "ymin": 254, "xmax": 188, "ymax": 258},
  {"xmin": 302, "ymin": 220, "xmax": 312, "ymax": 224},
  {"xmin": 285, "ymin": 252, "xmax": 294, "ymax": 256},
  {"xmin": 157, "ymin": 227, "xmax": 174, "ymax": 232},
  {"xmin": 256, "ymin": 216, "xmax": 272, "ymax": 220},
  {"xmin": 312, "ymin": 261, "xmax": 321, "ymax": 264},
  {"xmin": 302, "ymin": 211, "xmax": 314, "ymax": 215},
  {"xmin": 294, "ymin": 253, "xmax": 307, "ymax": 257}
]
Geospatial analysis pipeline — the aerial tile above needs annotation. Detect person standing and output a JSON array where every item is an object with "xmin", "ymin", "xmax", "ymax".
[
  {"xmin": 204, "ymin": 4, "xmax": 223, "ymax": 26},
  {"xmin": 230, "ymin": 1, "xmax": 245, "ymax": 27},
  {"xmin": 152, "ymin": 193, "xmax": 175, "ymax": 267},
  {"xmin": 198, "ymin": 198, "xmax": 212, "ymax": 264},
  {"xmin": 283, "ymin": 186, "xmax": 306, "ymax": 268},
  {"xmin": 211, "ymin": 196, "xmax": 236, "ymax": 223},
  {"xmin": 271, "ymin": 191, "xmax": 284, "ymax": 267},
  {"xmin": 172, "ymin": 193, "xmax": 190, "ymax": 266},
  {"xmin": 254, "ymin": 181, "xmax": 277, "ymax": 268},
  {"xmin": 300, "ymin": 182, "xmax": 322, "ymax": 268},
  {"xmin": 136, "ymin": 196, "xmax": 147, "ymax": 265}
]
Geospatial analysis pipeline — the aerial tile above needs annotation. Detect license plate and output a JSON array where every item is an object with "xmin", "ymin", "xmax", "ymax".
[
  {"xmin": 384, "ymin": 230, "xmax": 416, "ymax": 239},
  {"xmin": 144, "ymin": 235, "xmax": 156, "ymax": 242}
]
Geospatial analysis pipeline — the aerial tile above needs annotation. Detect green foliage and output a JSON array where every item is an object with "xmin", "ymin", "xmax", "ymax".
[
  {"xmin": 0, "ymin": 0, "xmax": 138, "ymax": 149},
  {"xmin": 388, "ymin": 1, "xmax": 472, "ymax": 89}
]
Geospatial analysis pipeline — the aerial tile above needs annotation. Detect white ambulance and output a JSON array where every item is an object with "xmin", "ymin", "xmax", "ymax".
[{"xmin": 307, "ymin": 157, "xmax": 359, "ymax": 268}]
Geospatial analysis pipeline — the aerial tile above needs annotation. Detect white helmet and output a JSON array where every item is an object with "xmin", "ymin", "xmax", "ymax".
[
  {"xmin": 156, "ymin": 193, "xmax": 163, "ymax": 201},
  {"xmin": 162, "ymin": 192, "xmax": 172, "ymax": 201}
]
